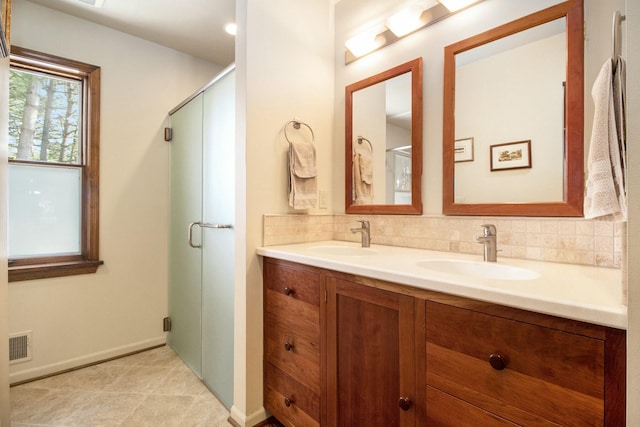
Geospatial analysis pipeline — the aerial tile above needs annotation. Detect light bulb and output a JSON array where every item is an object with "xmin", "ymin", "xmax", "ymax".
[
  {"xmin": 386, "ymin": 4, "xmax": 425, "ymax": 37},
  {"xmin": 345, "ymin": 31, "xmax": 384, "ymax": 58},
  {"xmin": 438, "ymin": 0, "xmax": 481, "ymax": 12}
]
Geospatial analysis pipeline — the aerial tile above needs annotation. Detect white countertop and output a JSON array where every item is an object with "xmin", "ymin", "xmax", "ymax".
[{"xmin": 257, "ymin": 240, "xmax": 627, "ymax": 329}]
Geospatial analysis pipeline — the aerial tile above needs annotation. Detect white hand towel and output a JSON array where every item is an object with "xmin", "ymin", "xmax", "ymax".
[
  {"xmin": 353, "ymin": 152, "xmax": 373, "ymax": 205},
  {"xmin": 584, "ymin": 58, "xmax": 627, "ymax": 222},
  {"xmin": 288, "ymin": 140, "xmax": 318, "ymax": 209}
]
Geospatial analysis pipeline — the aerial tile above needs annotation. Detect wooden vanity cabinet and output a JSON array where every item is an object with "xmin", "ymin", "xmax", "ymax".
[
  {"xmin": 425, "ymin": 298, "xmax": 626, "ymax": 426},
  {"xmin": 263, "ymin": 259, "xmax": 325, "ymax": 427},
  {"xmin": 262, "ymin": 258, "xmax": 625, "ymax": 426},
  {"xmin": 326, "ymin": 276, "xmax": 424, "ymax": 426}
]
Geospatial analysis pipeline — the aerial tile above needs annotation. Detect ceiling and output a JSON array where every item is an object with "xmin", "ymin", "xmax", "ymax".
[{"xmin": 23, "ymin": 0, "xmax": 236, "ymax": 66}]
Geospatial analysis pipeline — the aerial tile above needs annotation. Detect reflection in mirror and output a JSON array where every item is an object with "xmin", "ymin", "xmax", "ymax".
[
  {"xmin": 346, "ymin": 57, "xmax": 422, "ymax": 214},
  {"xmin": 455, "ymin": 18, "xmax": 565, "ymax": 203},
  {"xmin": 443, "ymin": 0, "xmax": 584, "ymax": 216}
]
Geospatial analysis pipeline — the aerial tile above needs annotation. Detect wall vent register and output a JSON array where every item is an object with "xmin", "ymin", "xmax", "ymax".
[{"xmin": 9, "ymin": 331, "xmax": 32, "ymax": 364}]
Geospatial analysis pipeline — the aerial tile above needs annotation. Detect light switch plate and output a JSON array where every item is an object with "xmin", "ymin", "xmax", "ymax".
[{"xmin": 319, "ymin": 190, "xmax": 328, "ymax": 209}]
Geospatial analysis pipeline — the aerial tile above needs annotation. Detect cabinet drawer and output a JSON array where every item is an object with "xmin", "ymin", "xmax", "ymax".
[
  {"xmin": 426, "ymin": 301, "xmax": 604, "ymax": 425},
  {"xmin": 265, "ymin": 363, "xmax": 320, "ymax": 427},
  {"xmin": 427, "ymin": 386, "xmax": 518, "ymax": 426},
  {"xmin": 265, "ymin": 310, "xmax": 320, "ymax": 392},
  {"xmin": 264, "ymin": 260, "xmax": 321, "ymax": 307}
]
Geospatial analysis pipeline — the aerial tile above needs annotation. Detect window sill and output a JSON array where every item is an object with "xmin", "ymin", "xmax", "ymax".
[{"xmin": 9, "ymin": 260, "xmax": 104, "ymax": 282}]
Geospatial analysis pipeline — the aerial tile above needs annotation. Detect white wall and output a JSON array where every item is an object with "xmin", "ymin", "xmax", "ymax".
[
  {"xmin": 8, "ymin": 0, "xmax": 222, "ymax": 383},
  {"xmin": 0, "ymin": 55, "xmax": 10, "ymax": 426},
  {"xmin": 233, "ymin": 0, "xmax": 334, "ymax": 424},
  {"xmin": 625, "ymin": 0, "xmax": 638, "ymax": 423}
]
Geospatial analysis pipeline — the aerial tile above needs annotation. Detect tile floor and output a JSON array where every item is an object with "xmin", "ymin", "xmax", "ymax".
[{"xmin": 9, "ymin": 345, "xmax": 232, "ymax": 426}]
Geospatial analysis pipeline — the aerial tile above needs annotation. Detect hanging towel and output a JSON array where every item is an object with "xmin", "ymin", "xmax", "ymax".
[
  {"xmin": 584, "ymin": 57, "xmax": 627, "ymax": 222},
  {"xmin": 353, "ymin": 151, "xmax": 373, "ymax": 204},
  {"xmin": 288, "ymin": 140, "xmax": 318, "ymax": 209}
]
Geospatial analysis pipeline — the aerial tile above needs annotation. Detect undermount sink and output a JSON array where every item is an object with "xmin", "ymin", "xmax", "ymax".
[
  {"xmin": 308, "ymin": 245, "xmax": 377, "ymax": 256},
  {"xmin": 417, "ymin": 259, "xmax": 540, "ymax": 281}
]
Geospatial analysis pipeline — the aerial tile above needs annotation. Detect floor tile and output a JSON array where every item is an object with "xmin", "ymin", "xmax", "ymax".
[
  {"xmin": 121, "ymin": 394, "xmax": 194, "ymax": 426},
  {"xmin": 104, "ymin": 365, "xmax": 173, "ymax": 394},
  {"xmin": 11, "ymin": 389, "xmax": 100, "ymax": 424},
  {"xmin": 9, "ymin": 345, "xmax": 232, "ymax": 426},
  {"xmin": 178, "ymin": 394, "xmax": 230, "ymax": 426}
]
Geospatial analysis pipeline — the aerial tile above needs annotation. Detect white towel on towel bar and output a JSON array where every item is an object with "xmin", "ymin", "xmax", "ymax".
[
  {"xmin": 584, "ymin": 57, "xmax": 627, "ymax": 222},
  {"xmin": 288, "ymin": 140, "xmax": 318, "ymax": 209},
  {"xmin": 353, "ymin": 151, "xmax": 373, "ymax": 205}
]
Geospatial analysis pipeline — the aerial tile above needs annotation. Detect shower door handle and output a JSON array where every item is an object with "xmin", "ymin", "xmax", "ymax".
[
  {"xmin": 188, "ymin": 222, "xmax": 202, "ymax": 248},
  {"xmin": 201, "ymin": 223, "xmax": 233, "ymax": 229},
  {"xmin": 188, "ymin": 222, "xmax": 233, "ymax": 248}
]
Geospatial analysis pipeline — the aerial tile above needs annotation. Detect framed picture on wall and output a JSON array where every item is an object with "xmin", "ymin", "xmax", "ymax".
[
  {"xmin": 490, "ymin": 140, "xmax": 532, "ymax": 171},
  {"xmin": 454, "ymin": 137, "xmax": 474, "ymax": 162}
]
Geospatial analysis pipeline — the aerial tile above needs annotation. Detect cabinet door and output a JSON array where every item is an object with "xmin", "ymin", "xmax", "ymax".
[{"xmin": 327, "ymin": 277, "xmax": 421, "ymax": 427}]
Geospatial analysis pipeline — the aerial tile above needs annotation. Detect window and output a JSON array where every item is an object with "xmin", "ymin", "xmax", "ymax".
[{"xmin": 8, "ymin": 46, "xmax": 102, "ymax": 282}]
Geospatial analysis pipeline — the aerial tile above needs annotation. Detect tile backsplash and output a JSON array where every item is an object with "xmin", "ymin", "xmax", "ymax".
[{"xmin": 263, "ymin": 214, "xmax": 625, "ymax": 269}]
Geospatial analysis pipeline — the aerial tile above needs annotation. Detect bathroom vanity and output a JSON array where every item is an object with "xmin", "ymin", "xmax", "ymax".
[{"xmin": 258, "ymin": 241, "xmax": 626, "ymax": 426}]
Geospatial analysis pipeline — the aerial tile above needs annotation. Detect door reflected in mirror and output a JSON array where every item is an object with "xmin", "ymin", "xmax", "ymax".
[
  {"xmin": 346, "ymin": 58, "xmax": 423, "ymax": 214},
  {"xmin": 442, "ymin": 0, "xmax": 584, "ymax": 217}
]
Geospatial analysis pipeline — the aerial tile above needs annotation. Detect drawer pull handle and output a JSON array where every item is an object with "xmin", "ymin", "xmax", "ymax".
[
  {"xmin": 398, "ymin": 397, "xmax": 411, "ymax": 411},
  {"xmin": 284, "ymin": 287, "xmax": 294, "ymax": 296},
  {"xmin": 284, "ymin": 397, "xmax": 293, "ymax": 407},
  {"xmin": 489, "ymin": 353, "xmax": 507, "ymax": 370},
  {"xmin": 284, "ymin": 342, "xmax": 294, "ymax": 351}
]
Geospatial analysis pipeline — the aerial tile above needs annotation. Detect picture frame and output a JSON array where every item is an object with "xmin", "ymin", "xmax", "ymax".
[
  {"xmin": 454, "ymin": 137, "xmax": 474, "ymax": 162},
  {"xmin": 490, "ymin": 140, "xmax": 531, "ymax": 171}
]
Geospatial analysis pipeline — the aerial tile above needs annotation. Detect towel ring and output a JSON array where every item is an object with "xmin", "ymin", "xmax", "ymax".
[
  {"xmin": 284, "ymin": 120, "xmax": 315, "ymax": 144},
  {"xmin": 612, "ymin": 10, "xmax": 626, "ymax": 61},
  {"xmin": 357, "ymin": 136, "xmax": 373, "ymax": 152}
]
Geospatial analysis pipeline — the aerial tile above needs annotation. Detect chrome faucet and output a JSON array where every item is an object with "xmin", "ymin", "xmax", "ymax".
[
  {"xmin": 351, "ymin": 220, "xmax": 371, "ymax": 248},
  {"xmin": 477, "ymin": 224, "xmax": 497, "ymax": 262}
]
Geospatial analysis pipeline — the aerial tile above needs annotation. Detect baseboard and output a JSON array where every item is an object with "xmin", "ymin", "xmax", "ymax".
[
  {"xmin": 9, "ymin": 336, "xmax": 166, "ymax": 385},
  {"xmin": 229, "ymin": 404, "xmax": 269, "ymax": 427}
]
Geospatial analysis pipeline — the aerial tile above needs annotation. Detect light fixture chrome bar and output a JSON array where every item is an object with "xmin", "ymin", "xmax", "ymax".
[
  {"xmin": 77, "ymin": 0, "xmax": 105, "ymax": 8},
  {"xmin": 345, "ymin": 1, "xmax": 482, "ymax": 64}
]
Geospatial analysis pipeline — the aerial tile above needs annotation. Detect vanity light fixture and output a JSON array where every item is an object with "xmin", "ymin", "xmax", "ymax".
[
  {"xmin": 345, "ymin": 0, "xmax": 483, "ymax": 64},
  {"xmin": 386, "ymin": 4, "xmax": 427, "ymax": 37},
  {"xmin": 345, "ymin": 31, "xmax": 386, "ymax": 58},
  {"xmin": 76, "ymin": 0, "xmax": 105, "ymax": 7},
  {"xmin": 437, "ymin": 0, "xmax": 481, "ymax": 12}
]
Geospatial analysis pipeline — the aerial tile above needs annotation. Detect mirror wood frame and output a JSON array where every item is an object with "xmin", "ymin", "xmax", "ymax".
[
  {"xmin": 1, "ymin": 0, "xmax": 11, "ymax": 47},
  {"xmin": 345, "ymin": 57, "xmax": 423, "ymax": 214},
  {"xmin": 442, "ymin": 0, "xmax": 584, "ymax": 216}
]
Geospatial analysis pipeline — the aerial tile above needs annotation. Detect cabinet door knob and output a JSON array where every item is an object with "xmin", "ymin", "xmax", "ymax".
[
  {"xmin": 284, "ymin": 287, "xmax": 293, "ymax": 296},
  {"xmin": 489, "ymin": 353, "xmax": 507, "ymax": 370},
  {"xmin": 284, "ymin": 341, "xmax": 294, "ymax": 351},
  {"xmin": 398, "ymin": 397, "xmax": 411, "ymax": 411},
  {"xmin": 284, "ymin": 397, "xmax": 293, "ymax": 407}
]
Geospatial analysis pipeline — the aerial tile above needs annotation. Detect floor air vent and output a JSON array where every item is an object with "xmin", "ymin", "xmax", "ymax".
[{"xmin": 9, "ymin": 331, "xmax": 32, "ymax": 364}]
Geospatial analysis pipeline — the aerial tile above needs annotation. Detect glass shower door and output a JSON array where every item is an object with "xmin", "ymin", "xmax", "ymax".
[
  {"xmin": 168, "ymin": 94, "xmax": 204, "ymax": 377},
  {"xmin": 201, "ymin": 69, "xmax": 235, "ymax": 407}
]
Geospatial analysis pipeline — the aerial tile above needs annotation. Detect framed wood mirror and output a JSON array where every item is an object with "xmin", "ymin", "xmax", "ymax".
[
  {"xmin": 346, "ymin": 57, "xmax": 423, "ymax": 214},
  {"xmin": 443, "ymin": 0, "xmax": 584, "ymax": 216},
  {"xmin": 1, "ymin": 0, "xmax": 11, "ymax": 49}
]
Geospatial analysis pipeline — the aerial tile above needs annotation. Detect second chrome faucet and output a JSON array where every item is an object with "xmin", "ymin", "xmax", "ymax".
[
  {"xmin": 477, "ymin": 224, "xmax": 497, "ymax": 262},
  {"xmin": 351, "ymin": 220, "xmax": 371, "ymax": 248}
]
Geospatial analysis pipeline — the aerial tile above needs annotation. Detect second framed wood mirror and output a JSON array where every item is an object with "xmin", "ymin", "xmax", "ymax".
[{"xmin": 345, "ymin": 57, "xmax": 423, "ymax": 215}]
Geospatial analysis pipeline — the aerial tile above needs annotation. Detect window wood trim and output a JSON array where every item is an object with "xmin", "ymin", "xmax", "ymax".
[{"xmin": 8, "ymin": 46, "xmax": 102, "ymax": 282}]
